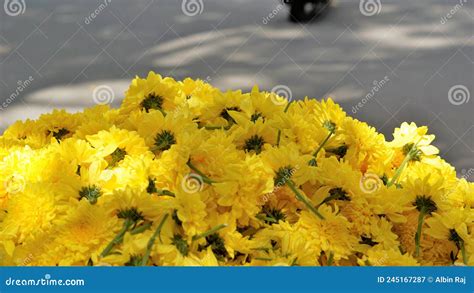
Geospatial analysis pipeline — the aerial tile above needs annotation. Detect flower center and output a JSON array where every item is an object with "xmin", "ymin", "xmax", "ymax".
[
  {"xmin": 118, "ymin": 207, "xmax": 144, "ymax": 223},
  {"xmin": 274, "ymin": 165, "xmax": 294, "ymax": 186},
  {"xmin": 323, "ymin": 120, "xmax": 336, "ymax": 132},
  {"xmin": 220, "ymin": 107, "xmax": 240, "ymax": 123},
  {"xmin": 250, "ymin": 112, "xmax": 263, "ymax": 122},
  {"xmin": 259, "ymin": 207, "xmax": 286, "ymax": 225},
  {"xmin": 146, "ymin": 177, "xmax": 175, "ymax": 197},
  {"xmin": 359, "ymin": 235, "xmax": 379, "ymax": 247},
  {"xmin": 199, "ymin": 233, "xmax": 228, "ymax": 260},
  {"xmin": 141, "ymin": 93, "xmax": 164, "ymax": 112},
  {"xmin": 329, "ymin": 188, "xmax": 350, "ymax": 201},
  {"xmin": 79, "ymin": 185, "xmax": 102, "ymax": 204},
  {"xmin": 327, "ymin": 145, "xmax": 348, "ymax": 158},
  {"xmin": 448, "ymin": 229, "xmax": 463, "ymax": 249},
  {"xmin": 146, "ymin": 178, "xmax": 158, "ymax": 194},
  {"xmin": 172, "ymin": 210, "xmax": 183, "ymax": 226},
  {"xmin": 154, "ymin": 130, "xmax": 176, "ymax": 151},
  {"xmin": 109, "ymin": 147, "xmax": 127, "ymax": 168},
  {"xmin": 171, "ymin": 234, "xmax": 189, "ymax": 256},
  {"xmin": 244, "ymin": 135, "xmax": 265, "ymax": 154},
  {"xmin": 125, "ymin": 254, "xmax": 143, "ymax": 266},
  {"xmin": 318, "ymin": 187, "xmax": 350, "ymax": 207},
  {"xmin": 403, "ymin": 143, "xmax": 422, "ymax": 161},
  {"xmin": 49, "ymin": 128, "xmax": 70, "ymax": 141},
  {"xmin": 414, "ymin": 195, "xmax": 437, "ymax": 214}
]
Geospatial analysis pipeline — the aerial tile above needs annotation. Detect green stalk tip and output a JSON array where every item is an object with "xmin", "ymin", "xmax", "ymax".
[
  {"xmin": 286, "ymin": 180, "xmax": 324, "ymax": 220},
  {"xmin": 140, "ymin": 214, "xmax": 169, "ymax": 266}
]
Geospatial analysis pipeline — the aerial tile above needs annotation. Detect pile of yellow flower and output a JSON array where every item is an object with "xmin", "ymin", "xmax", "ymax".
[{"xmin": 0, "ymin": 72, "xmax": 473, "ymax": 266}]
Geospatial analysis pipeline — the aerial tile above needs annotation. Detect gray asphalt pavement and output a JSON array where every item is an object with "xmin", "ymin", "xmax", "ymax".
[{"xmin": 0, "ymin": 0, "xmax": 473, "ymax": 176}]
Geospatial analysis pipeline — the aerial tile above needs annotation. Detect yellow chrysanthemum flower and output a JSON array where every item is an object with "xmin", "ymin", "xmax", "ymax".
[
  {"xmin": 213, "ymin": 155, "xmax": 274, "ymax": 226},
  {"xmin": 229, "ymin": 114, "xmax": 278, "ymax": 155},
  {"xmin": 179, "ymin": 77, "xmax": 219, "ymax": 117},
  {"xmin": 426, "ymin": 209, "xmax": 473, "ymax": 264},
  {"xmin": 0, "ymin": 184, "xmax": 63, "ymax": 246},
  {"xmin": 235, "ymin": 86, "xmax": 286, "ymax": 124},
  {"xmin": 358, "ymin": 247, "xmax": 419, "ymax": 266},
  {"xmin": 43, "ymin": 200, "xmax": 120, "ymax": 266},
  {"xmin": 133, "ymin": 109, "xmax": 199, "ymax": 156},
  {"xmin": 0, "ymin": 72, "xmax": 470, "ymax": 267},
  {"xmin": 174, "ymin": 188, "xmax": 209, "ymax": 237},
  {"xmin": 389, "ymin": 122, "xmax": 439, "ymax": 167},
  {"xmin": 74, "ymin": 105, "xmax": 119, "ymax": 139},
  {"xmin": 38, "ymin": 109, "xmax": 83, "ymax": 142},
  {"xmin": 199, "ymin": 89, "xmax": 249, "ymax": 128},
  {"xmin": 1, "ymin": 119, "xmax": 48, "ymax": 148},
  {"xmin": 341, "ymin": 117, "xmax": 394, "ymax": 174},
  {"xmin": 297, "ymin": 206, "xmax": 358, "ymax": 262},
  {"xmin": 254, "ymin": 220, "xmax": 320, "ymax": 266},
  {"xmin": 119, "ymin": 72, "xmax": 184, "ymax": 118}
]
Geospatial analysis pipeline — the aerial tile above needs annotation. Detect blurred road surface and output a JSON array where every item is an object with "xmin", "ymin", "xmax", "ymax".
[{"xmin": 0, "ymin": 0, "xmax": 473, "ymax": 176}]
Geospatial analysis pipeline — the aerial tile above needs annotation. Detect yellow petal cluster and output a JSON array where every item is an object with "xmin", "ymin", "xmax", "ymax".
[{"xmin": 0, "ymin": 72, "xmax": 472, "ymax": 266}]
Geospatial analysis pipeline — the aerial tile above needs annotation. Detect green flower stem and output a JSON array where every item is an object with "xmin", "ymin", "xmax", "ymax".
[
  {"xmin": 129, "ymin": 221, "xmax": 153, "ymax": 235},
  {"xmin": 327, "ymin": 252, "xmax": 334, "ymax": 266},
  {"xmin": 151, "ymin": 141, "xmax": 169, "ymax": 152},
  {"xmin": 414, "ymin": 206, "xmax": 427, "ymax": 257},
  {"xmin": 387, "ymin": 139, "xmax": 421, "ymax": 187},
  {"xmin": 276, "ymin": 102, "xmax": 293, "ymax": 147},
  {"xmin": 254, "ymin": 257, "xmax": 273, "ymax": 261},
  {"xmin": 460, "ymin": 241, "xmax": 468, "ymax": 265},
  {"xmin": 203, "ymin": 125, "xmax": 231, "ymax": 130},
  {"xmin": 387, "ymin": 152, "xmax": 413, "ymax": 187},
  {"xmin": 101, "ymin": 218, "xmax": 133, "ymax": 258},
  {"xmin": 313, "ymin": 129, "xmax": 335, "ymax": 158},
  {"xmin": 186, "ymin": 160, "xmax": 216, "ymax": 184},
  {"xmin": 256, "ymin": 214, "xmax": 278, "ymax": 223},
  {"xmin": 317, "ymin": 194, "xmax": 337, "ymax": 208},
  {"xmin": 286, "ymin": 180, "xmax": 325, "ymax": 220},
  {"xmin": 156, "ymin": 189, "xmax": 175, "ymax": 197},
  {"xmin": 308, "ymin": 127, "xmax": 335, "ymax": 166},
  {"xmin": 192, "ymin": 224, "xmax": 228, "ymax": 242},
  {"xmin": 140, "ymin": 214, "xmax": 169, "ymax": 266},
  {"xmin": 276, "ymin": 131, "xmax": 282, "ymax": 147}
]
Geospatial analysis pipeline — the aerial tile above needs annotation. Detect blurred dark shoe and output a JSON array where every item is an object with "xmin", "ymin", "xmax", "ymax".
[{"xmin": 288, "ymin": 0, "xmax": 331, "ymax": 23}]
